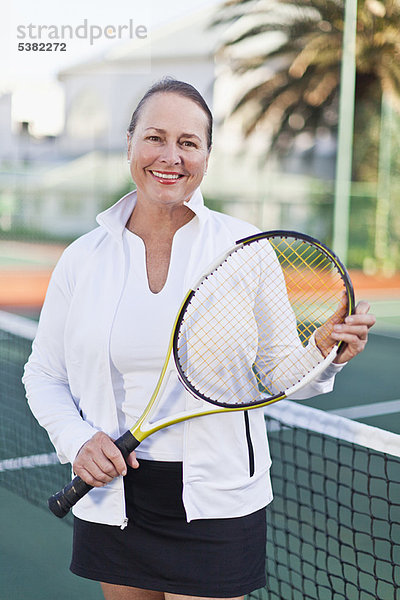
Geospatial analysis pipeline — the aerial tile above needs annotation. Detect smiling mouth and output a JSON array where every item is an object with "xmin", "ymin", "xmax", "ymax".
[{"xmin": 150, "ymin": 170, "xmax": 185, "ymax": 182}]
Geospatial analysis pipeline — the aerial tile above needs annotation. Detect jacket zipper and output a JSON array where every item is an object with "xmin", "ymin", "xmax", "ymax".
[{"xmin": 244, "ymin": 411, "xmax": 255, "ymax": 477}]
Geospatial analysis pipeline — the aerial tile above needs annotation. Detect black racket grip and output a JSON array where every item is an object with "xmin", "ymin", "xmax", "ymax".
[{"xmin": 47, "ymin": 430, "xmax": 140, "ymax": 518}]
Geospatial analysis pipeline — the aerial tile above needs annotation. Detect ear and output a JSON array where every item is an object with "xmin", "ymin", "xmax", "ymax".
[
  {"xmin": 126, "ymin": 133, "xmax": 132, "ymax": 162},
  {"xmin": 204, "ymin": 152, "xmax": 210, "ymax": 174}
]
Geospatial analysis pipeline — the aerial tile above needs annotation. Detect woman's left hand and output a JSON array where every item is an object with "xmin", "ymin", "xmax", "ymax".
[{"xmin": 331, "ymin": 301, "xmax": 376, "ymax": 364}]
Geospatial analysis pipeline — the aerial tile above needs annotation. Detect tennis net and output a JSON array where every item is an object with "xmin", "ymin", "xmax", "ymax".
[
  {"xmin": 0, "ymin": 310, "xmax": 71, "ymax": 515},
  {"xmin": 0, "ymin": 311, "xmax": 399, "ymax": 598},
  {"xmin": 251, "ymin": 400, "xmax": 400, "ymax": 600}
]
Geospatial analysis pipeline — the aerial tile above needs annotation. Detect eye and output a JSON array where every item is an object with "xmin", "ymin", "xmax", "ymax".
[
  {"xmin": 181, "ymin": 140, "xmax": 196, "ymax": 148},
  {"xmin": 146, "ymin": 135, "xmax": 161, "ymax": 142}
]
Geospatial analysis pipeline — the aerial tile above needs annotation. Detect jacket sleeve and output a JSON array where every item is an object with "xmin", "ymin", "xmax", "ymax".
[
  {"xmin": 253, "ymin": 240, "xmax": 345, "ymax": 401},
  {"xmin": 22, "ymin": 247, "xmax": 98, "ymax": 465},
  {"xmin": 288, "ymin": 360, "xmax": 345, "ymax": 399}
]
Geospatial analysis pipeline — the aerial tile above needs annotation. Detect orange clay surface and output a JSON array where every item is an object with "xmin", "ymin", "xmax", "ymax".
[
  {"xmin": 0, "ymin": 241, "xmax": 66, "ymax": 309},
  {"xmin": 0, "ymin": 241, "xmax": 399, "ymax": 309}
]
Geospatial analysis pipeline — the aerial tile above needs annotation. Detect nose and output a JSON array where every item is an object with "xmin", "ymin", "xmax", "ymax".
[{"xmin": 159, "ymin": 141, "xmax": 182, "ymax": 165}]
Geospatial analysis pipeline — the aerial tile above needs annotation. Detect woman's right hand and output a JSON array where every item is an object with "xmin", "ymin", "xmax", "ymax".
[{"xmin": 73, "ymin": 431, "xmax": 139, "ymax": 487}]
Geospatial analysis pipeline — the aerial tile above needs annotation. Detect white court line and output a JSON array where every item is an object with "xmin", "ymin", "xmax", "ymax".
[
  {"xmin": 328, "ymin": 399, "xmax": 400, "ymax": 419},
  {"xmin": 0, "ymin": 452, "xmax": 59, "ymax": 472},
  {"xmin": 370, "ymin": 328, "xmax": 400, "ymax": 340},
  {"xmin": 0, "ymin": 310, "xmax": 37, "ymax": 340}
]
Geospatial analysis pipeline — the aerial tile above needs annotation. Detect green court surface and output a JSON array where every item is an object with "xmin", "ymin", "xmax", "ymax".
[
  {"xmin": 0, "ymin": 304, "xmax": 399, "ymax": 599},
  {"xmin": 0, "ymin": 486, "xmax": 102, "ymax": 600},
  {"xmin": 302, "ymin": 330, "xmax": 400, "ymax": 434},
  {"xmin": 301, "ymin": 297, "xmax": 400, "ymax": 430},
  {"xmin": 368, "ymin": 299, "xmax": 400, "ymax": 330}
]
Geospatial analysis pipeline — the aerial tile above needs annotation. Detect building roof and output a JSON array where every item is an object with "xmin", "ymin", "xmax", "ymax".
[{"xmin": 58, "ymin": 7, "xmax": 222, "ymax": 79}]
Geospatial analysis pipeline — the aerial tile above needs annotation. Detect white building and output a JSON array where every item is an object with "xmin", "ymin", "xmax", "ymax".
[
  {"xmin": 57, "ymin": 7, "xmax": 220, "ymax": 157},
  {"xmin": 1, "ymin": 7, "xmax": 227, "ymax": 237},
  {"xmin": 1, "ymin": 5, "xmax": 334, "ymax": 238}
]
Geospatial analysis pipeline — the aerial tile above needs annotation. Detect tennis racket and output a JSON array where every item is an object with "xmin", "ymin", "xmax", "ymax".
[{"xmin": 48, "ymin": 230, "xmax": 354, "ymax": 518}]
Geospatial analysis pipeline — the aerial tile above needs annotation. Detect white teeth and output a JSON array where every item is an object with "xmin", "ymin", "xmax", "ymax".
[{"xmin": 151, "ymin": 171, "xmax": 181, "ymax": 180}]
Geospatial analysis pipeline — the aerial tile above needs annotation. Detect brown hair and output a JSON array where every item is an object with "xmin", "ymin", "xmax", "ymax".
[{"xmin": 127, "ymin": 78, "xmax": 213, "ymax": 150}]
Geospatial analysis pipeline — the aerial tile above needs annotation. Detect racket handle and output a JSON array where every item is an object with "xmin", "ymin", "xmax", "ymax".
[
  {"xmin": 48, "ymin": 430, "xmax": 140, "ymax": 518},
  {"xmin": 48, "ymin": 476, "xmax": 93, "ymax": 518}
]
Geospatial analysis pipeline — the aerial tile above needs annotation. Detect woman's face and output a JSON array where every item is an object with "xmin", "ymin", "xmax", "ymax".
[{"xmin": 127, "ymin": 92, "xmax": 210, "ymax": 209}]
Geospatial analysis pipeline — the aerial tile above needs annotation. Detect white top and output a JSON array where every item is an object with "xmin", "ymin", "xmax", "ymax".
[
  {"xmin": 23, "ymin": 188, "xmax": 344, "ymax": 526},
  {"xmin": 110, "ymin": 222, "xmax": 197, "ymax": 460}
]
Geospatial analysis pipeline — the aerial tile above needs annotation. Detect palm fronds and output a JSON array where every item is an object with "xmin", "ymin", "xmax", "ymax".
[{"xmin": 213, "ymin": 0, "xmax": 400, "ymax": 156}]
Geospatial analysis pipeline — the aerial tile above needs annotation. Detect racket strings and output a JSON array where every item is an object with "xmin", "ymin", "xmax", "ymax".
[
  {"xmin": 258, "ymin": 240, "xmax": 344, "ymax": 352},
  {"xmin": 273, "ymin": 239, "xmax": 341, "ymax": 300},
  {"xmin": 272, "ymin": 239, "xmax": 345, "ymax": 325},
  {"xmin": 177, "ymin": 262, "xmax": 282, "ymax": 399},
  {"xmin": 175, "ymin": 236, "xmax": 349, "ymax": 407},
  {"xmin": 179, "ymin": 245, "xmax": 337, "ymax": 401},
  {"xmin": 177, "ymin": 253, "xmax": 261, "ymax": 399}
]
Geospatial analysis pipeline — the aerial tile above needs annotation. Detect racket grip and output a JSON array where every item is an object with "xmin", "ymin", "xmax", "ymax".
[
  {"xmin": 48, "ymin": 476, "xmax": 93, "ymax": 518},
  {"xmin": 48, "ymin": 430, "xmax": 140, "ymax": 518}
]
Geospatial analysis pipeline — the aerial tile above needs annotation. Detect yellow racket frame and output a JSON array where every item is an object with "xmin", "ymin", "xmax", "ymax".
[{"xmin": 48, "ymin": 230, "xmax": 354, "ymax": 518}]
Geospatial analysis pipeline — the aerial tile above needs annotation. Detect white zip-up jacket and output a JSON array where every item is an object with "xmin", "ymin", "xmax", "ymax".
[{"xmin": 23, "ymin": 188, "xmax": 343, "ymax": 526}]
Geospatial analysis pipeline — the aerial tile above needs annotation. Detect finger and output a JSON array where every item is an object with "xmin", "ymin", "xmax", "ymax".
[
  {"xmin": 74, "ymin": 464, "xmax": 113, "ymax": 487},
  {"xmin": 74, "ymin": 451, "xmax": 120, "ymax": 483},
  {"xmin": 332, "ymin": 301, "xmax": 376, "ymax": 364},
  {"xmin": 74, "ymin": 456, "xmax": 119, "ymax": 486},
  {"xmin": 333, "ymin": 324, "xmax": 369, "ymax": 340},
  {"xmin": 354, "ymin": 300, "xmax": 371, "ymax": 315},
  {"xmin": 344, "ymin": 313, "xmax": 376, "ymax": 329},
  {"xmin": 101, "ymin": 438, "xmax": 127, "ymax": 476},
  {"xmin": 92, "ymin": 454, "xmax": 123, "ymax": 479},
  {"xmin": 126, "ymin": 452, "xmax": 139, "ymax": 469},
  {"xmin": 332, "ymin": 334, "xmax": 366, "ymax": 350},
  {"xmin": 314, "ymin": 293, "xmax": 349, "ymax": 357},
  {"xmin": 334, "ymin": 348, "xmax": 362, "ymax": 364},
  {"xmin": 74, "ymin": 433, "xmax": 127, "ymax": 482}
]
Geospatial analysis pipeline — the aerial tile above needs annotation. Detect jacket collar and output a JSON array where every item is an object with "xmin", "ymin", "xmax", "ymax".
[{"xmin": 96, "ymin": 187, "xmax": 209, "ymax": 239}]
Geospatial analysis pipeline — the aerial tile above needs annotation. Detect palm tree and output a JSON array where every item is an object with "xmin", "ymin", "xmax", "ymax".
[{"xmin": 212, "ymin": 0, "xmax": 400, "ymax": 180}]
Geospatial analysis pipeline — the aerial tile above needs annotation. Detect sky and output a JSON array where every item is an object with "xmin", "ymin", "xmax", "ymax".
[{"xmin": 1, "ymin": 0, "xmax": 224, "ymax": 135}]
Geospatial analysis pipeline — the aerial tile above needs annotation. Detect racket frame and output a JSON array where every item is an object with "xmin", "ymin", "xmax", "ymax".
[
  {"xmin": 48, "ymin": 230, "xmax": 355, "ymax": 518},
  {"xmin": 133, "ymin": 230, "xmax": 354, "ymax": 438}
]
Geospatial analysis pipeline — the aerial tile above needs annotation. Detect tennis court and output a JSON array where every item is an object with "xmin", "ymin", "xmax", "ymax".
[
  {"xmin": 0, "ymin": 241, "xmax": 65, "ymax": 312},
  {"xmin": 0, "ymin": 293, "xmax": 399, "ymax": 599}
]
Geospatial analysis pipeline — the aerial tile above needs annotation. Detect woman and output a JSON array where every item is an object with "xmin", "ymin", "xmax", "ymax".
[{"xmin": 23, "ymin": 79, "xmax": 375, "ymax": 600}]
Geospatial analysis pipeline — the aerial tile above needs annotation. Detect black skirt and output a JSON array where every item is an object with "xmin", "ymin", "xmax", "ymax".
[{"xmin": 70, "ymin": 460, "xmax": 266, "ymax": 597}]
